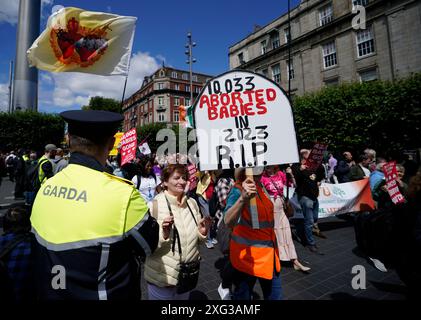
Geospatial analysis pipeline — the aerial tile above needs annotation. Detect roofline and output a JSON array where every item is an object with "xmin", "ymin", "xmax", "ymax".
[
  {"xmin": 122, "ymin": 66, "xmax": 214, "ymax": 106},
  {"xmin": 151, "ymin": 66, "xmax": 214, "ymax": 78},
  {"xmin": 228, "ymin": 2, "xmax": 301, "ymax": 50}
]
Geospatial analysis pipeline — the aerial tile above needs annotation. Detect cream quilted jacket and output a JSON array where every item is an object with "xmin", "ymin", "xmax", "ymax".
[{"xmin": 144, "ymin": 191, "xmax": 206, "ymax": 287}]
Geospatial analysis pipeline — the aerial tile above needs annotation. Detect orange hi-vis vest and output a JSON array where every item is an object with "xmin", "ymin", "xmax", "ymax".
[{"xmin": 230, "ymin": 182, "xmax": 281, "ymax": 280}]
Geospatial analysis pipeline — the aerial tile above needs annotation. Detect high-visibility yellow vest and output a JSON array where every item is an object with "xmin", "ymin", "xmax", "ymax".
[
  {"xmin": 37, "ymin": 155, "xmax": 51, "ymax": 185},
  {"xmin": 31, "ymin": 163, "xmax": 148, "ymax": 249}
]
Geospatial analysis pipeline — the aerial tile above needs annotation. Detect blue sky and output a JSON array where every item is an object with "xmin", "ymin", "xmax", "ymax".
[{"xmin": 0, "ymin": 0, "xmax": 300, "ymax": 113}]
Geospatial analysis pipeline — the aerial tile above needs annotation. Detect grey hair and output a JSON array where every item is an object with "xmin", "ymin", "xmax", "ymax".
[{"xmin": 364, "ymin": 148, "xmax": 376, "ymax": 160}]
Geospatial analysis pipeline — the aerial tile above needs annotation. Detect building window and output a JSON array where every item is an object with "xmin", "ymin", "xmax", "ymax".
[
  {"xmin": 324, "ymin": 77, "xmax": 339, "ymax": 87},
  {"xmin": 185, "ymin": 85, "xmax": 191, "ymax": 92},
  {"xmin": 284, "ymin": 28, "xmax": 290, "ymax": 43},
  {"xmin": 194, "ymin": 86, "xmax": 201, "ymax": 93},
  {"xmin": 287, "ymin": 59, "xmax": 295, "ymax": 80},
  {"xmin": 261, "ymin": 40, "xmax": 267, "ymax": 55},
  {"xmin": 182, "ymin": 73, "xmax": 188, "ymax": 80},
  {"xmin": 175, "ymin": 83, "xmax": 180, "ymax": 91},
  {"xmin": 271, "ymin": 64, "xmax": 281, "ymax": 83},
  {"xmin": 159, "ymin": 70, "xmax": 165, "ymax": 77},
  {"xmin": 158, "ymin": 113, "xmax": 165, "ymax": 122},
  {"xmin": 352, "ymin": 0, "xmax": 369, "ymax": 10},
  {"xmin": 319, "ymin": 4, "xmax": 333, "ymax": 26},
  {"xmin": 171, "ymin": 71, "xmax": 178, "ymax": 79},
  {"xmin": 322, "ymin": 41, "xmax": 337, "ymax": 69},
  {"xmin": 158, "ymin": 96, "xmax": 164, "ymax": 106},
  {"xmin": 173, "ymin": 111, "xmax": 179, "ymax": 122},
  {"xmin": 174, "ymin": 97, "xmax": 180, "ymax": 106},
  {"xmin": 359, "ymin": 68, "xmax": 377, "ymax": 82},
  {"xmin": 271, "ymin": 33, "xmax": 280, "ymax": 49},
  {"xmin": 356, "ymin": 27, "xmax": 375, "ymax": 58},
  {"xmin": 149, "ymin": 112, "xmax": 152, "ymax": 123},
  {"xmin": 185, "ymin": 97, "xmax": 191, "ymax": 106},
  {"xmin": 158, "ymin": 82, "xmax": 165, "ymax": 90},
  {"xmin": 192, "ymin": 75, "xmax": 198, "ymax": 82},
  {"xmin": 238, "ymin": 52, "xmax": 245, "ymax": 64},
  {"xmin": 262, "ymin": 69, "xmax": 268, "ymax": 78}
]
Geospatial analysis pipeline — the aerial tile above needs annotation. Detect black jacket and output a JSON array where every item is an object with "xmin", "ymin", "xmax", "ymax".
[
  {"xmin": 292, "ymin": 163, "xmax": 325, "ymax": 201},
  {"xmin": 335, "ymin": 160, "xmax": 352, "ymax": 183}
]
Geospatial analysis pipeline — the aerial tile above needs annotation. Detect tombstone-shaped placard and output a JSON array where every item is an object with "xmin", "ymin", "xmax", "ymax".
[{"xmin": 193, "ymin": 71, "xmax": 299, "ymax": 170}]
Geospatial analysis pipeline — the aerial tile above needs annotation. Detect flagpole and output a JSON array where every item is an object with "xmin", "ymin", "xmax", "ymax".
[
  {"xmin": 120, "ymin": 75, "xmax": 128, "ymax": 110},
  {"xmin": 138, "ymin": 133, "xmax": 152, "ymax": 146}
]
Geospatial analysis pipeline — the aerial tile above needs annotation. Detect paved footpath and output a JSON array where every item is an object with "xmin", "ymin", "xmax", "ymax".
[
  {"xmin": 184, "ymin": 219, "xmax": 408, "ymax": 300},
  {"xmin": 0, "ymin": 179, "xmax": 408, "ymax": 300}
]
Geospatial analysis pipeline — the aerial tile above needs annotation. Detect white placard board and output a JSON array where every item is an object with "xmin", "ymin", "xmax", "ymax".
[{"xmin": 193, "ymin": 71, "xmax": 299, "ymax": 170}]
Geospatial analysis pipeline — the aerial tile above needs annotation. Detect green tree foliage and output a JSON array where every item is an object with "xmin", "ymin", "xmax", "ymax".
[
  {"xmin": 292, "ymin": 74, "xmax": 421, "ymax": 156},
  {"xmin": 135, "ymin": 123, "xmax": 195, "ymax": 155},
  {"xmin": 82, "ymin": 96, "xmax": 122, "ymax": 114},
  {"xmin": 0, "ymin": 111, "xmax": 65, "ymax": 152},
  {"xmin": 136, "ymin": 122, "xmax": 168, "ymax": 153}
]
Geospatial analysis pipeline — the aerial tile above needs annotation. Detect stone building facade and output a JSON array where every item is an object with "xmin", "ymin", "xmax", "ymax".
[{"xmin": 229, "ymin": 0, "xmax": 421, "ymax": 97}]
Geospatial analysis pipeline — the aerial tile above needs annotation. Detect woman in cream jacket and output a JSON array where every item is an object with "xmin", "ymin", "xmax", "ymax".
[{"xmin": 144, "ymin": 164, "xmax": 211, "ymax": 300}]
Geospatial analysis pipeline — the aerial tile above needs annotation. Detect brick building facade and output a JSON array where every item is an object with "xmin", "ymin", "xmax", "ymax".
[{"xmin": 122, "ymin": 67, "xmax": 213, "ymax": 131}]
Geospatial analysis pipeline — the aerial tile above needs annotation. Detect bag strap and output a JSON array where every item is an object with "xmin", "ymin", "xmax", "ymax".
[
  {"xmin": 0, "ymin": 234, "xmax": 28, "ymax": 260},
  {"xmin": 164, "ymin": 195, "xmax": 182, "ymax": 256},
  {"xmin": 268, "ymin": 175, "xmax": 289, "ymax": 204},
  {"xmin": 136, "ymin": 175, "xmax": 141, "ymax": 190},
  {"xmin": 185, "ymin": 199, "xmax": 198, "ymax": 226},
  {"xmin": 186, "ymin": 194, "xmax": 203, "ymax": 219},
  {"xmin": 172, "ymin": 228, "xmax": 182, "ymax": 256},
  {"xmin": 260, "ymin": 182, "xmax": 272, "ymax": 201}
]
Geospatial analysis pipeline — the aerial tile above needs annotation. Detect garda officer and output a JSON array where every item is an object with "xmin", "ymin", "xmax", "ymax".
[{"xmin": 30, "ymin": 110, "xmax": 159, "ymax": 300}]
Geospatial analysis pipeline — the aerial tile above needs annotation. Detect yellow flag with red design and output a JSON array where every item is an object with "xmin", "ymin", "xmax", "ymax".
[{"xmin": 27, "ymin": 7, "xmax": 136, "ymax": 76}]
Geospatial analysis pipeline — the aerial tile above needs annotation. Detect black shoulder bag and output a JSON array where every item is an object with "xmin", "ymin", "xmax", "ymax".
[{"xmin": 164, "ymin": 196, "xmax": 201, "ymax": 294}]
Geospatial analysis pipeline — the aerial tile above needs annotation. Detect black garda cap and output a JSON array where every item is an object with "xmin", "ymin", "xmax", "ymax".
[{"xmin": 60, "ymin": 110, "xmax": 123, "ymax": 142}]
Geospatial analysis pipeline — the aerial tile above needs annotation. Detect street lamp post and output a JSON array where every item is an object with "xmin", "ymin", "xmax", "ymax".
[
  {"xmin": 13, "ymin": 0, "xmax": 41, "ymax": 111},
  {"xmin": 8, "ymin": 60, "xmax": 13, "ymax": 113},
  {"xmin": 185, "ymin": 32, "xmax": 196, "ymax": 105}
]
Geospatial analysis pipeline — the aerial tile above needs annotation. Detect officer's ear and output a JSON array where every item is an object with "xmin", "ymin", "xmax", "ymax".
[{"xmin": 107, "ymin": 136, "xmax": 116, "ymax": 152}]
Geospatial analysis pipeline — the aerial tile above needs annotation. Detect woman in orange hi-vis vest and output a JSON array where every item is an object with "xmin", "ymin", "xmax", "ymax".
[{"xmin": 224, "ymin": 168, "xmax": 282, "ymax": 300}]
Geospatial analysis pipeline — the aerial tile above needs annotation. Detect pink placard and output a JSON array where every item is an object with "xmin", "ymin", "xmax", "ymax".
[
  {"xmin": 382, "ymin": 161, "xmax": 405, "ymax": 205},
  {"xmin": 187, "ymin": 163, "xmax": 198, "ymax": 191},
  {"xmin": 305, "ymin": 142, "xmax": 328, "ymax": 170},
  {"xmin": 120, "ymin": 128, "xmax": 137, "ymax": 166}
]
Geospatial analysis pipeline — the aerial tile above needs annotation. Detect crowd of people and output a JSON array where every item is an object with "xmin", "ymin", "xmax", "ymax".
[
  {"xmin": 0, "ymin": 146, "xmax": 69, "ymax": 205},
  {"xmin": 0, "ymin": 111, "xmax": 420, "ymax": 301}
]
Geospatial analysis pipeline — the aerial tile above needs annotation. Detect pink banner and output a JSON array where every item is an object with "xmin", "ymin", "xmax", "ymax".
[
  {"xmin": 382, "ymin": 161, "xmax": 405, "ymax": 205},
  {"xmin": 305, "ymin": 142, "xmax": 328, "ymax": 170},
  {"xmin": 120, "ymin": 128, "xmax": 137, "ymax": 166},
  {"xmin": 187, "ymin": 163, "xmax": 198, "ymax": 191}
]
